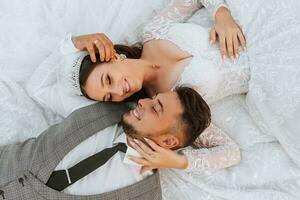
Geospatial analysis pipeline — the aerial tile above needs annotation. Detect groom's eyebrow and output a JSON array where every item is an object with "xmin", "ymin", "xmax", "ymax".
[{"xmin": 157, "ymin": 98, "xmax": 164, "ymax": 113}]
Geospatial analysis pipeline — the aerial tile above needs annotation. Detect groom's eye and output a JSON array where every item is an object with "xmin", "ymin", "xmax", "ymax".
[{"xmin": 152, "ymin": 106, "xmax": 158, "ymax": 115}]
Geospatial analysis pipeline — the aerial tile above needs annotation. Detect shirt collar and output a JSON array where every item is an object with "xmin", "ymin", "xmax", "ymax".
[{"xmin": 113, "ymin": 131, "xmax": 142, "ymax": 167}]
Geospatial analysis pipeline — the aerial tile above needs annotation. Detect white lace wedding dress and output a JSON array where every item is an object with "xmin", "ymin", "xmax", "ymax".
[
  {"xmin": 142, "ymin": 0, "xmax": 247, "ymax": 172},
  {"xmin": 142, "ymin": 0, "xmax": 300, "ymax": 199}
]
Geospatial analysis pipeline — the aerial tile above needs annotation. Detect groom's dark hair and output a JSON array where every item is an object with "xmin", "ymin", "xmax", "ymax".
[{"xmin": 174, "ymin": 86, "xmax": 211, "ymax": 147}]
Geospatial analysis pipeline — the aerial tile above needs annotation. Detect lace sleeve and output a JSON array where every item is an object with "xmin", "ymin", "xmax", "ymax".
[
  {"xmin": 142, "ymin": 0, "xmax": 228, "ymax": 42},
  {"xmin": 181, "ymin": 123, "xmax": 241, "ymax": 172}
]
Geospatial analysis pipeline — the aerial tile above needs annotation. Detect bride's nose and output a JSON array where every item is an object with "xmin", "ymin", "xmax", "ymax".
[{"xmin": 109, "ymin": 84, "xmax": 124, "ymax": 96}]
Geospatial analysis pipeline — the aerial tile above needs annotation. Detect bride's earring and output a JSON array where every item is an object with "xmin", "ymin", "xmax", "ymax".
[
  {"xmin": 120, "ymin": 54, "xmax": 127, "ymax": 61},
  {"xmin": 152, "ymin": 64, "xmax": 160, "ymax": 69}
]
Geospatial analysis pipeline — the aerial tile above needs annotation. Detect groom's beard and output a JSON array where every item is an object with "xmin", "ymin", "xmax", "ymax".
[{"xmin": 120, "ymin": 115, "xmax": 138, "ymax": 137}]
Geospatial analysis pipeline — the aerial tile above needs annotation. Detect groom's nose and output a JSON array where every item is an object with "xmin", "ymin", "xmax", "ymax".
[{"xmin": 138, "ymin": 98, "xmax": 152, "ymax": 107}]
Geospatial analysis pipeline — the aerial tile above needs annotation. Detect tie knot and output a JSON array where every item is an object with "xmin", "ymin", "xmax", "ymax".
[{"xmin": 117, "ymin": 143, "xmax": 127, "ymax": 153}]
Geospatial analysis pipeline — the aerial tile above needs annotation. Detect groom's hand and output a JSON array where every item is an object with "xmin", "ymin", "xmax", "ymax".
[{"xmin": 72, "ymin": 33, "xmax": 116, "ymax": 63}]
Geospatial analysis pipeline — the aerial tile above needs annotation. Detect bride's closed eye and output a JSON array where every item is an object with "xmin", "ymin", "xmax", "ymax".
[
  {"xmin": 105, "ymin": 93, "xmax": 112, "ymax": 102},
  {"xmin": 104, "ymin": 74, "xmax": 112, "ymax": 101},
  {"xmin": 105, "ymin": 74, "xmax": 112, "ymax": 85}
]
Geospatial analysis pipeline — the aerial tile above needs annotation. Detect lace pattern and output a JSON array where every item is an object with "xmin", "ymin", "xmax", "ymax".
[
  {"xmin": 181, "ymin": 123, "xmax": 241, "ymax": 172},
  {"xmin": 143, "ymin": 0, "xmax": 228, "ymax": 43},
  {"xmin": 142, "ymin": 0, "xmax": 242, "ymax": 173}
]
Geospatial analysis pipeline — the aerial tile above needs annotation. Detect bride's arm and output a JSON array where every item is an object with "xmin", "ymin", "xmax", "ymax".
[
  {"xmin": 143, "ymin": 0, "xmax": 228, "ymax": 42},
  {"xmin": 143, "ymin": 0, "xmax": 246, "ymax": 59},
  {"xmin": 181, "ymin": 123, "xmax": 241, "ymax": 172},
  {"xmin": 127, "ymin": 123, "xmax": 241, "ymax": 173}
]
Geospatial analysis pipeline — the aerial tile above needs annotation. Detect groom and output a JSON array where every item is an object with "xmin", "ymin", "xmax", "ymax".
[{"xmin": 0, "ymin": 86, "xmax": 210, "ymax": 200}]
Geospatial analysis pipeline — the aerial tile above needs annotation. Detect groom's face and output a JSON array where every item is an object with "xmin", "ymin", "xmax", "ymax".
[{"xmin": 121, "ymin": 91, "xmax": 184, "ymax": 147}]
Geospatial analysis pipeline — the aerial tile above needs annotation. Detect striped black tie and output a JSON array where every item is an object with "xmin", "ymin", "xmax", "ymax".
[{"xmin": 46, "ymin": 143, "xmax": 127, "ymax": 191}]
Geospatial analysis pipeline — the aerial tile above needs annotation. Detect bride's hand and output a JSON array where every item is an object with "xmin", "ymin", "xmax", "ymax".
[
  {"xmin": 128, "ymin": 137, "xmax": 188, "ymax": 174},
  {"xmin": 210, "ymin": 7, "xmax": 246, "ymax": 60},
  {"xmin": 72, "ymin": 33, "xmax": 116, "ymax": 63}
]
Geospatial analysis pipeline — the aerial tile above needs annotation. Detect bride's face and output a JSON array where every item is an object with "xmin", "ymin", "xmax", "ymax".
[{"xmin": 83, "ymin": 58, "xmax": 151, "ymax": 102}]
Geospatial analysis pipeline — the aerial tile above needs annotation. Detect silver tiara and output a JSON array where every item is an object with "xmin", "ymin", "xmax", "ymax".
[
  {"xmin": 67, "ymin": 51, "xmax": 88, "ymax": 96},
  {"xmin": 67, "ymin": 52, "xmax": 126, "ymax": 96}
]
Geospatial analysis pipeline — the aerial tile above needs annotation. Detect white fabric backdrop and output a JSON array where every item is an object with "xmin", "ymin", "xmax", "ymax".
[{"xmin": 1, "ymin": 0, "xmax": 300, "ymax": 199}]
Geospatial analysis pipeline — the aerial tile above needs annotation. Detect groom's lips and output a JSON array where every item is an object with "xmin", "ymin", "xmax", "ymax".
[{"xmin": 131, "ymin": 108, "xmax": 141, "ymax": 120}]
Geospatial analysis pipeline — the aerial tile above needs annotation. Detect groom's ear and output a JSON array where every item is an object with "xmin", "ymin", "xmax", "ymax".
[{"xmin": 161, "ymin": 134, "xmax": 180, "ymax": 149}]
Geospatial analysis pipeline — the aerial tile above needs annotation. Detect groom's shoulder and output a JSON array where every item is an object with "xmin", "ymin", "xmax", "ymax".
[{"xmin": 68, "ymin": 101, "xmax": 131, "ymax": 121}]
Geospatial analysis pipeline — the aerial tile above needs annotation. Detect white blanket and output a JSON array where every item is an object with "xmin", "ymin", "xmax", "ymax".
[{"xmin": 1, "ymin": 0, "xmax": 300, "ymax": 199}]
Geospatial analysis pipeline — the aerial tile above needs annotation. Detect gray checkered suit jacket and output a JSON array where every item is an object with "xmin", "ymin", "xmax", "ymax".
[{"xmin": 0, "ymin": 102, "xmax": 162, "ymax": 200}]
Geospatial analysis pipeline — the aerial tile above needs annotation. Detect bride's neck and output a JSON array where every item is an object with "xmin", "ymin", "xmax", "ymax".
[{"xmin": 141, "ymin": 59, "xmax": 161, "ymax": 96}]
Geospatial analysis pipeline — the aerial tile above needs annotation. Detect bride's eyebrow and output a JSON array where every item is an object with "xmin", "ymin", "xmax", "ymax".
[
  {"xmin": 100, "ymin": 73, "xmax": 104, "ymax": 87},
  {"xmin": 99, "ymin": 73, "xmax": 106, "ymax": 102}
]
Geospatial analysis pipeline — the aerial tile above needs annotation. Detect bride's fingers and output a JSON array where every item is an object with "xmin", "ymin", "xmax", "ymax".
[
  {"xmin": 128, "ymin": 156, "xmax": 149, "ymax": 166},
  {"xmin": 233, "ymin": 34, "xmax": 239, "ymax": 58},
  {"xmin": 145, "ymin": 138, "xmax": 163, "ymax": 153},
  {"xmin": 86, "ymin": 44, "xmax": 96, "ymax": 63},
  {"xmin": 100, "ymin": 34, "xmax": 114, "ymax": 61},
  {"xmin": 220, "ymin": 36, "xmax": 227, "ymax": 59},
  {"xmin": 209, "ymin": 27, "xmax": 217, "ymax": 45},
  {"xmin": 129, "ymin": 139, "xmax": 152, "ymax": 159},
  {"xmin": 94, "ymin": 40, "xmax": 105, "ymax": 62},
  {"xmin": 237, "ymin": 30, "xmax": 246, "ymax": 50},
  {"xmin": 226, "ymin": 35, "xmax": 234, "ymax": 60},
  {"xmin": 134, "ymin": 139, "xmax": 154, "ymax": 155},
  {"xmin": 140, "ymin": 166, "xmax": 154, "ymax": 174}
]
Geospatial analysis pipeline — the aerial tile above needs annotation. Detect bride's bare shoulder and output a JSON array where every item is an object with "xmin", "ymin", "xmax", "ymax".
[{"xmin": 142, "ymin": 39, "xmax": 191, "ymax": 61}]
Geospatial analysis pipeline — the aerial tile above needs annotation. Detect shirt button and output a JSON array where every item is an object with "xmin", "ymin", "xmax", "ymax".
[
  {"xmin": 18, "ymin": 177, "xmax": 25, "ymax": 187},
  {"xmin": 0, "ymin": 190, "xmax": 5, "ymax": 199}
]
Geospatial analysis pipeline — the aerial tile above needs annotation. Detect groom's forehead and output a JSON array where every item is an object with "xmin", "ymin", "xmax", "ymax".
[{"xmin": 157, "ymin": 91, "xmax": 182, "ymax": 113}]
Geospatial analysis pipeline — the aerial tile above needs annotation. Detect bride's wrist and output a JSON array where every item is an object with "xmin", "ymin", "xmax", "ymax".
[
  {"xmin": 176, "ymin": 155, "xmax": 188, "ymax": 170},
  {"xmin": 215, "ymin": 6, "xmax": 231, "ymax": 21}
]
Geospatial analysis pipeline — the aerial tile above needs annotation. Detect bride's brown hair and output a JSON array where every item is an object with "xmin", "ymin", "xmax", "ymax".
[{"xmin": 79, "ymin": 44, "xmax": 147, "ymax": 101}]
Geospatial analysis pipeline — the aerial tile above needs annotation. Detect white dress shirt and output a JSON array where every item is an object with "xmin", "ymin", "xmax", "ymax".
[{"xmin": 55, "ymin": 124, "xmax": 150, "ymax": 195}]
